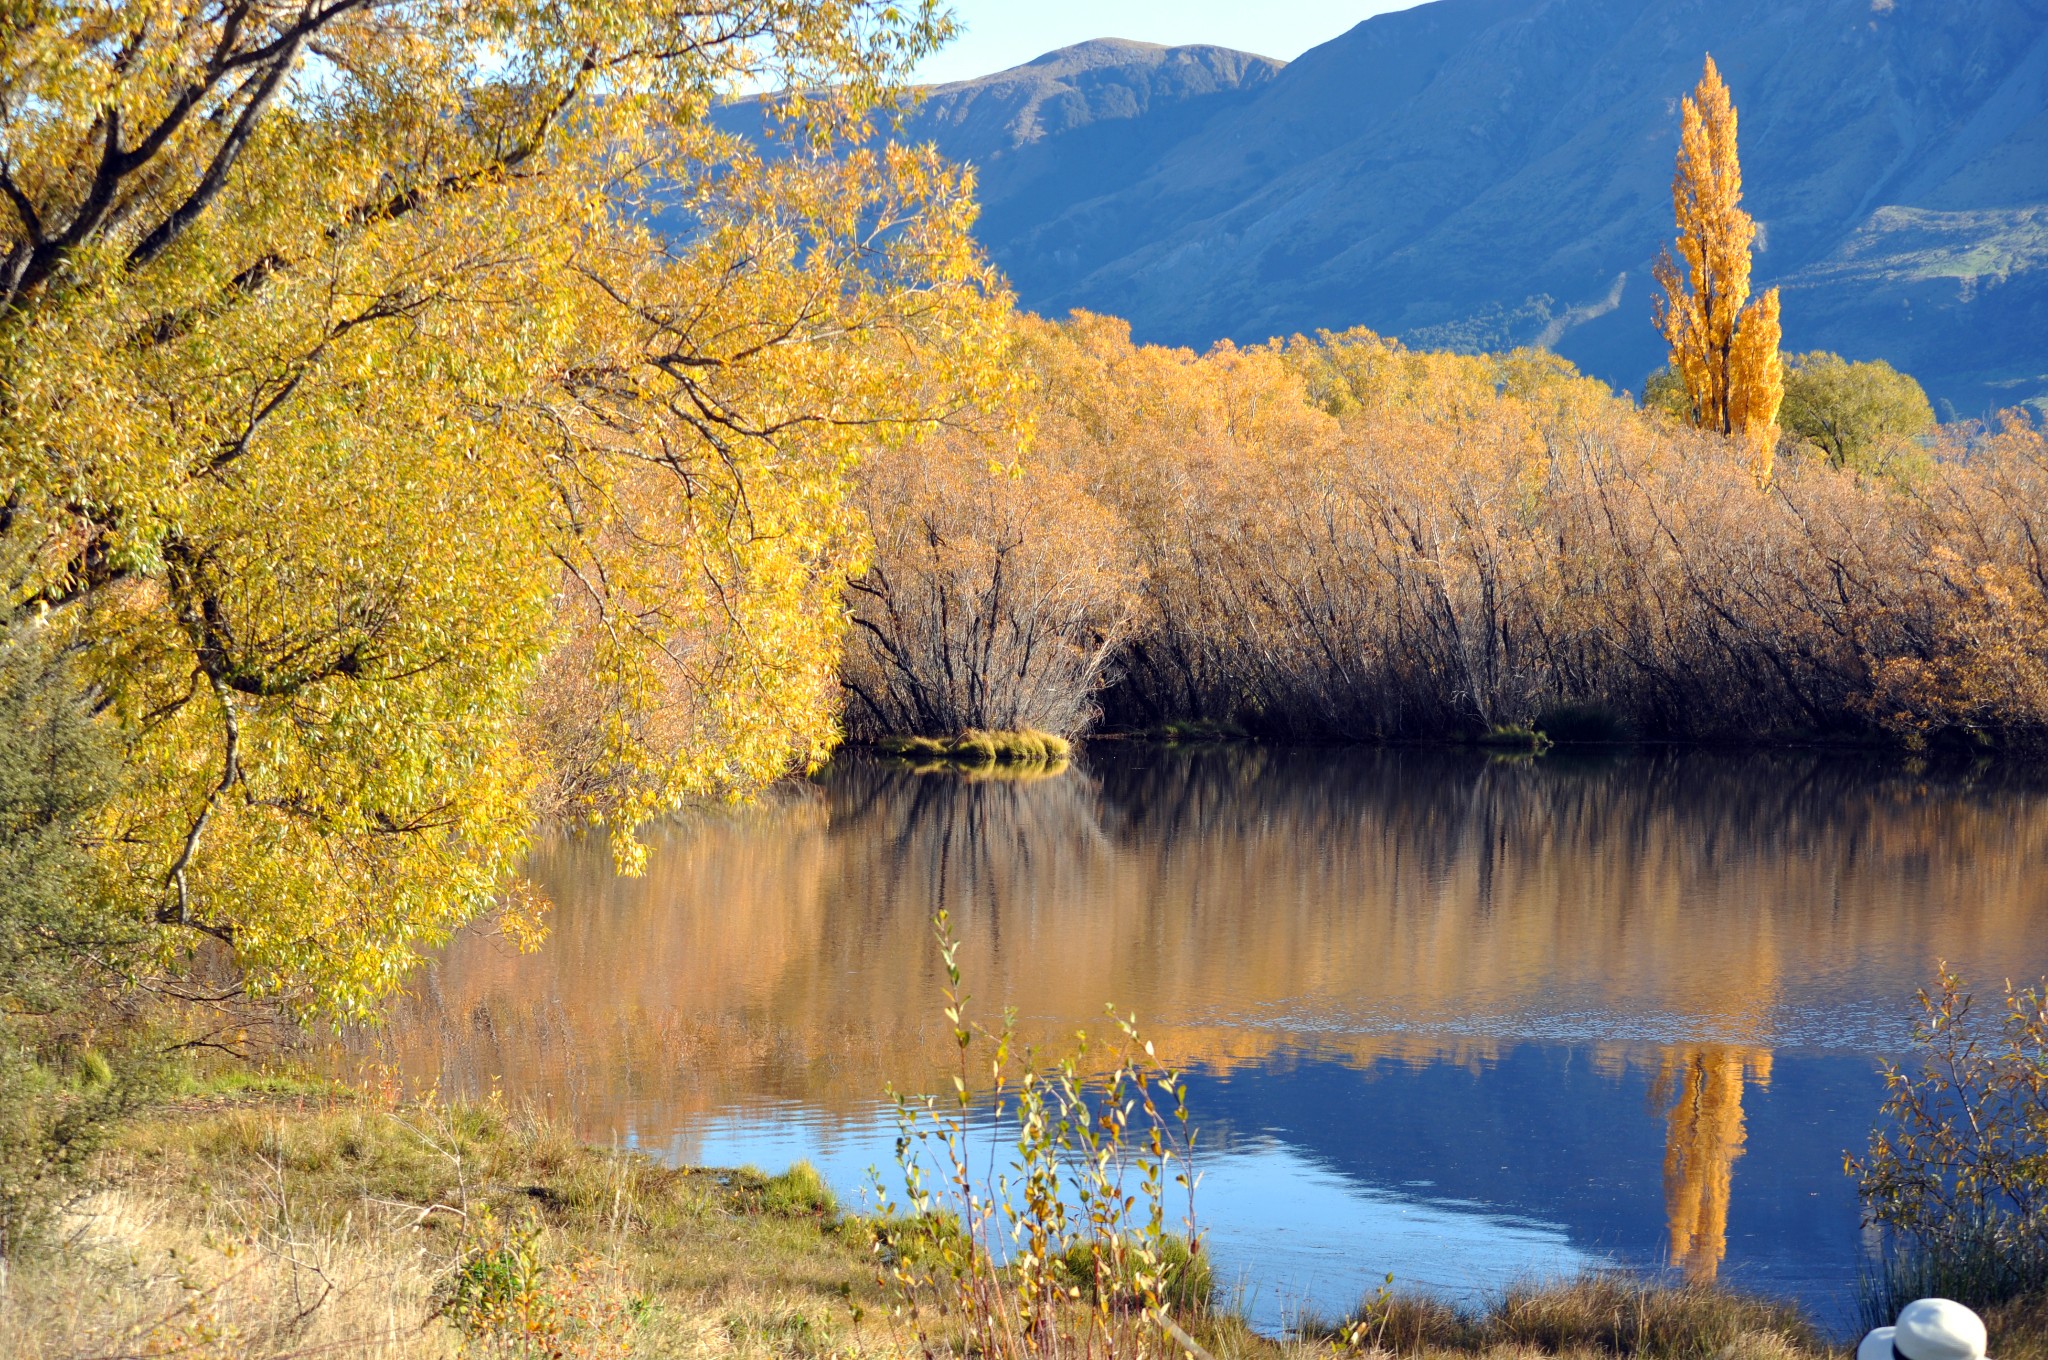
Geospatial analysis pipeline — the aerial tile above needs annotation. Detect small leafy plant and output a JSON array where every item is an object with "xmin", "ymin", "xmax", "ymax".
[
  {"xmin": 440, "ymin": 1205, "xmax": 634, "ymax": 1360},
  {"xmin": 1848, "ymin": 966, "xmax": 2048, "ymax": 1326},
  {"xmin": 871, "ymin": 910, "xmax": 1205, "ymax": 1359}
]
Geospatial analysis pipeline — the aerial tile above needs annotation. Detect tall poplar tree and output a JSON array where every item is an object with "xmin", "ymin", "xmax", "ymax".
[{"xmin": 1652, "ymin": 56, "xmax": 1784, "ymax": 482}]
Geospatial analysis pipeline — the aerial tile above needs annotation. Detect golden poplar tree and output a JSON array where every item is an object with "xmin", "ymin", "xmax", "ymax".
[{"xmin": 1653, "ymin": 56, "xmax": 1784, "ymax": 481}]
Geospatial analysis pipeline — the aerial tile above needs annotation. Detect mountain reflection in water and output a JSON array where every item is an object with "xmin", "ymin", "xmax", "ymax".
[{"xmin": 348, "ymin": 747, "xmax": 2048, "ymax": 1330}]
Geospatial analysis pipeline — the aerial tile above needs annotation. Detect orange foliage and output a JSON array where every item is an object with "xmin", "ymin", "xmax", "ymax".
[
  {"xmin": 842, "ymin": 395, "xmax": 1138, "ymax": 739},
  {"xmin": 1652, "ymin": 57, "xmax": 1784, "ymax": 481},
  {"xmin": 823, "ymin": 218, "xmax": 2037, "ymax": 748},
  {"xmin": 1656, "ymin": 1047, "xmax": 1773, "ymax": 1282},
  {"xmin": 860, "ymin": 314, "xmax": 2048, "ymax": 747}
]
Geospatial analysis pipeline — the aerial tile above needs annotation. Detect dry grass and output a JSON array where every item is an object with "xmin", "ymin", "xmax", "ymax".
[
  {"xmin": 0, "ymin": 1178, "xmax": 451, "ymax": 1360},
  {"xmin": 0, "ymin": 1093, "xmax": 907, "ymax": 1360},
  {"xmin": 1986, "ymin": 1291, "xmax": 2048, "ymax": 1360},
  {"xmin": 1302, "ymin": 1277, "xmax": 1831, "ymax": 1360}
]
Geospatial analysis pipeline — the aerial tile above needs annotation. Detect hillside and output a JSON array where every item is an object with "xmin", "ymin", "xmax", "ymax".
[{"xmin": 897, "ymin": 0, "xmax": 2048, "ymax": 414}]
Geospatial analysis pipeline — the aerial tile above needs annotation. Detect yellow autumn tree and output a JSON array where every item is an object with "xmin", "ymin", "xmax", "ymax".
[
  {"xmin": 0, "ymin": 0, "xmax": 1008, "ymax": 1016},
  {"xmin": 1652, "ymin": 56, "xmax": 1784, "ymax": 482}
]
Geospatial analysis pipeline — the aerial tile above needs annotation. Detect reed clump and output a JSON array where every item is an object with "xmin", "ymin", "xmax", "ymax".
[
  {"xmin": 876, "ymin": 728, "xmax": 1073, "ymax": 771},
  {"xmin": 752, "ymin": 1159, "xmax": 839, "ymax": 1218},
  {"xmin": 1477, "ymin": 724, "xmax": 1554, "ymax": 753}
]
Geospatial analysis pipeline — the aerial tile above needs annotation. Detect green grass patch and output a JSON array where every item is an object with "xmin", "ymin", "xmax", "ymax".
[
  {"xmin": 1476, "ymin": 724, "xmax": 1554, "ymax": 753},
  {"xmin": 171, "ymin": 1065, "xmax": 349, "ymax": 1102},
  {"xmin": 875, "ymin": 728, "xmax": 1073, "ymax": 772},
  {"xmin": 1052, "ymin": 1234, "xmax": 1213, "ymax": 1314},
  {"xmin": 760, "ymin": 1160, "xmax": 838, "ymax": 1218}
]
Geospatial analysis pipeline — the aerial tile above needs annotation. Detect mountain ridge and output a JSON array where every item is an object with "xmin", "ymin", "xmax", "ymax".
[{"xmin": 896, "ymin": 0, "xmax": 2048, "ymax": 413}]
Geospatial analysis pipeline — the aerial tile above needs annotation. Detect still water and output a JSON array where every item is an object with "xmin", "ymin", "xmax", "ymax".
[{"xmin": 354, "ymin": 747, "xmax": 2048, "ymax": 1333}]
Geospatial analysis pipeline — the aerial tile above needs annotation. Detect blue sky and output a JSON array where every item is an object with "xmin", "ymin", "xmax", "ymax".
[{"xmin": 912, "ymin": 1, "xmax": 1426, "ymax": 86}]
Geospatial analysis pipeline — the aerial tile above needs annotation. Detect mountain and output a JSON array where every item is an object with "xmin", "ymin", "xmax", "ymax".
[
  {"xmin": 873, "ymin": 39, "xmax": 1286, "ymax": 295},
  {"xmin": 894, "ymin": 1, "xmax": 2048, "ymax": 415}
]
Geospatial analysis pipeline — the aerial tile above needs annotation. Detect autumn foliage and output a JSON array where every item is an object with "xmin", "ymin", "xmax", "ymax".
[
  {"xmin": 1653, "ymin": 57, "xmax": 1784, "ymax": 480},
  {"xmin": 0, "ymin": 0, "xmax": 1005, "ymax": 1014},
  {"xmin": 1850, "ymin": 968, "xmax": 2048, "ymax": 1319},
  {"xmin": 1, "ymin": 8, "xmax": 2039, "ymax": 1024},
  {"xmin": 842, "ymin": 418, "xmax": 1135, "ymax": 740},
  {"xmin": 850, "ymin": 314, "xmax": 2048, "ymax": 748}
]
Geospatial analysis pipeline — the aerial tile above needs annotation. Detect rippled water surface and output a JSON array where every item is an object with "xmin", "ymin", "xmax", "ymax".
[{"xmin": 353, "ymin": 747, "xmax": 2048, "ymax": 1332}]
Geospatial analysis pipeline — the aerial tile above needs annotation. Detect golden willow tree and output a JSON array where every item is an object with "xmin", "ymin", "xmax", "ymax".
[
  {"xmin": 1652, "ymin": 56, "xmax": 1784, "ymax": 482},
  {"xmin": 0, "ymin": 0, "xmax": 1010, "ymax": 1016}
]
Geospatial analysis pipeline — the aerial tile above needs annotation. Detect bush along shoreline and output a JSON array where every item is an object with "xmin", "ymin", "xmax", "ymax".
[{"xmin": 842, "ymin": 319, "xmax": 2048, "ymax": 757}]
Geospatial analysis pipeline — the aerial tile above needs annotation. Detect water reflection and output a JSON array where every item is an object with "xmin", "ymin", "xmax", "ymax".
[
  {"xmin": 1656, "ymin": 1047, "xmax": 1771, "ymax": 1282},
  {"xmin": 349, "ymin": 747, "xmax": 2048, "ymax": 1327}
]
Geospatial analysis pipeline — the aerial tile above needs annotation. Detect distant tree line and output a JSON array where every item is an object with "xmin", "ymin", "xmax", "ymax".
[{"xmin": 844, "ymin": 315, "xmax": 2044, "ymax": 747}]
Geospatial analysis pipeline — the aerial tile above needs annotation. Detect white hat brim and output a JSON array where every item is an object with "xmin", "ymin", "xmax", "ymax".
[{"xmin": 1860, "ymin": 1326, "xmax": 1899, "ymax": 1360}]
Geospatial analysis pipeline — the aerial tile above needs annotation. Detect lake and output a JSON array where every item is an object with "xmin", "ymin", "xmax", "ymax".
[{"xmin": 348, "ymin": 746, "xmax": 2048, "ymax": 1334}]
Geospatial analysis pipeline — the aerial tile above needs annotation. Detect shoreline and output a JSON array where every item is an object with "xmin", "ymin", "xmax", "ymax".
[{"xmin": 14, "ymin": 1086, "xmax": 2035, "ymax": 1360}]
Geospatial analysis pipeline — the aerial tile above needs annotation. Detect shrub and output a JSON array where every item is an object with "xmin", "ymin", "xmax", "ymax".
[
  {"xmin": 0, "ymin": 1044, "xmax": 140, "ymax": 1259},
  {"xmin": 0, "ymin": 617, "xmax": 153, "ymax": 1258},
  {"xmin": 0, "ymin": 618, "xmax": 128, "ymax": 1015},
  {"xmin": 987, "ymin": 317, "xmax": 2048, "ymax": 747},
  {"xmin": 844, "ymin": 425, "xmax": 1136, "ymax": 742},
  {"xmin": 440, "ymin": 1205, "xmax": 636, "ymax": 1360},
  {"xmin": 1053, "ymin": 1234, "xmax": 1213, "ymax": 1315},
  {"xmin": 1848, "ymin": 967, "xmax": 2048, "ymax": 1326},
  {"xmin": 873, "ymin": 909, "xmax": 1204, "ymax": 1359}
]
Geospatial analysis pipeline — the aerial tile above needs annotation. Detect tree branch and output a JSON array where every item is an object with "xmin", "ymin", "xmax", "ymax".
[{"xmin": 127, "ymin": 30, "xmax": 306, "ymax": 270}]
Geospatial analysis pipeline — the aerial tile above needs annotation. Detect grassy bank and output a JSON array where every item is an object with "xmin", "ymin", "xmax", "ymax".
[
  {"xmin": 0, "ymin": 1086, "xmax": 889, "ymax": 1359},
  {"xmin": 14, "ymin": 1088, "xmax": 2035, "ymax": 1360}
]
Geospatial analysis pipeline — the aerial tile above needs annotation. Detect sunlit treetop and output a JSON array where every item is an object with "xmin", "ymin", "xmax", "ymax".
[{"xmin": 1651, "ymin": 55, "xmax": 1783, "ymax": 482}]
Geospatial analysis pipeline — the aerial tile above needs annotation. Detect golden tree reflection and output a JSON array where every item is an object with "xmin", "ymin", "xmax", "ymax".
[{"xmin": 1653, "ymin": 1047, "xmax": 1774, "ymax": 1281}]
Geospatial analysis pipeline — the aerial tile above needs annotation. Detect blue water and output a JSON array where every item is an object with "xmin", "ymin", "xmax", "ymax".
[{"xmin": 361, "ymin": 747, "xmax": 2048, "ymax": 1335}]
